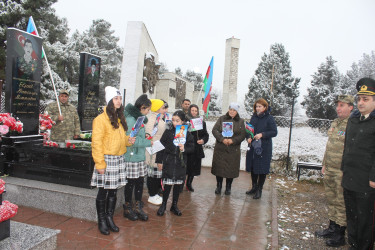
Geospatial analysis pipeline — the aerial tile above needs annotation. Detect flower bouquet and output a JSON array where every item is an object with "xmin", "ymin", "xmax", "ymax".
[
  {"xmin": 39, "ymin": 113, "xmax": 55, "ymax": 141},
  {"xmin": 0, "ymin": 179, "xmax": 18, "ymax": 240},
  {"xmin": 0, "ymin": 113, "xmax": 23, "ymax": 136}
]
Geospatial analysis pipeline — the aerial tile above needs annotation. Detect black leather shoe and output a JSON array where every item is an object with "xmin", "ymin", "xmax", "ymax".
[
  {"xmin": 170, "ymin": 201, "xmax": 182, "ymax": 216},
  {"xmin": 326, "ymin": 226, "xmax": 346, "ymax": 247},
  {"xmin": 215, "ymin": 182, "xmax": 222, "ymax": 195},
  {"xmin": 253, "ymin": 189, "xmax": 262, "ymax": 199},
  {"xmin": 135, "ymin": 201, "xmax": 148, "ymax": 221},
  {"xmin": 246, "ymin": 185, "xmax": 258, "ymax": 195},
  {"xmin": 315, "ymin": 220, "xmax": 337, "ymax": 238}
]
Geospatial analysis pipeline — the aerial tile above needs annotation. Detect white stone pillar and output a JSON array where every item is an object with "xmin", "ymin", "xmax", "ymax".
[{"xmin": 222, "ymin": 37, "xmax": 240, "ymax": 113}]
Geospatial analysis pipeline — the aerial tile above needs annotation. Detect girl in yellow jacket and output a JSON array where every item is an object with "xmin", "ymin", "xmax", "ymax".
[{"xmin": 91, "ymin": 86, "xmax": 135, "ymax": 235}]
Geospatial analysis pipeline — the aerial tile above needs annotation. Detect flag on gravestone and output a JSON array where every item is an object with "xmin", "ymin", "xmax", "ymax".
[
  {"xmin": 5, "ymin": 28, "xmax": 43, "ymax": 135},
  {"xmin": 202, "ymin": 57, "xmax": 213, "ymax": 117},
  {"xmin": 78, "ymin": 52, "xmax": 101, "ymax": 131}
]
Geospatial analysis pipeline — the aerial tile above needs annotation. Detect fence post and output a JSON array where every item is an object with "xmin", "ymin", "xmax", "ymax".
[{"xmin": 286, "ymin": 97, "xmax": 295, "ymax": 171}]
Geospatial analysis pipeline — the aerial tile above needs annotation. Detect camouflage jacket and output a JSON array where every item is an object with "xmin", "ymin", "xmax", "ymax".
[
  {"xmin": 322, "ymin": 117, "xmax": 349, "ymax": 170},
  {"xmin": 45, "ymin": 101, "xmax": 81, "ymax": 142}
]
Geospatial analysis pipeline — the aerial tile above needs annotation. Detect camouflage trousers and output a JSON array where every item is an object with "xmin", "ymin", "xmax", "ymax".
[{"xmin": 323, "ymin": 168, "xmax": 346, "ymax": 226}]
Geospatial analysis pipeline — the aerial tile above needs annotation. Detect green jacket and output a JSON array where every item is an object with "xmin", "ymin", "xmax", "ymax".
[
  {"xmin": 322, "ymin": 117, "xmax": 348, "ymax": 171},
  {"xmin": 45, "ymin": 101, "xmax": 80, "ymax": 142},
  {"xmin": 124, "ymin": 103, "xmax": 151, "ymax": 162}
]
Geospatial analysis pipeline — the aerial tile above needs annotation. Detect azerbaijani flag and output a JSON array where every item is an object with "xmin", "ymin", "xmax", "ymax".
[
  {"xmin": 202, "ymin": 57, "xmax": 213, "ymax": 117},
  {"xmin": 26, "ymin": 16, "xmax": 44, "ymax": 58}
]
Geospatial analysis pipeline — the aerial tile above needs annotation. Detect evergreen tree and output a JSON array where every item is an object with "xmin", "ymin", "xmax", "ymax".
[
  {"xmin": 340, "ymin": 51, "xmax": 375, "ymax": 96},
  {"xmin": 301, "ymin": 56, "xmax": 342, "ymax": 119},
  {"xmin": 184, "ymin": 70, "xmax": 203, "ymax": 91},
  {"xmin": 244, "ymin": 43, "xmax": 300, "ymax": 116}
]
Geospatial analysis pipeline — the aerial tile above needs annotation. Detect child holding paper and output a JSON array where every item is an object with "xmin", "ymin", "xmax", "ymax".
[
  {"xmin": 123, "ymin": 94, "xmax": 152, "ymax": 221},
  {"xmin": 155, "ymin": 111, "xmax": 194, "ymax": 216},
  {"xmin": 145, "ymin": 99, "xmax": 166, "ymax": 205}
]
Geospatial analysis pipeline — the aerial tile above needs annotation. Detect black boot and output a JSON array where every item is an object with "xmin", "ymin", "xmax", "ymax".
[
  {"xmin": 134, "ymin": 200, "xmax": 148, "ymax": 221},
  {"xmin": 123, "ymin": 202, "xmax": 138, "ymax": 221},
  {"xmin": 253, "ymin": 187, "xmax": 262, "ymax": 199},
  {"xmin": 170, "ymin": 200, "xmax": 182, "ymax": 216},
  {"xmin": 215, "ymin": 181, "xmax": 222, "ymax": 194},
  {"xmin": 315, "ymin": 220, "xmax": 337, "ymax": 238},
  {"xmin": 186, "ymin": 176, "xmax": 194, "ymax": 192},
  {"xmin": 246, "ymin": 184, "xmax": 258, "ymax": 195},
  {"xmin": 157, "ymin": 202, "xmax": 167, "ymax": 216},
  {"xmin": 96, "ymin": 199, "xmax": 110, "ymax": 235},
  {"xmin": 157, "ymin": 185, "xmax": 171, "ymax": 216},
  {"xmin": 326, "ymin": 225, "xmax": 346, "ymax": 247},
  {"xmin": 106, "ymin": 197, "xmax": 119, "ymax": 232},
  {"xmin": 225, "ymin": 179, "xmax": 232, "ymax": 195}
]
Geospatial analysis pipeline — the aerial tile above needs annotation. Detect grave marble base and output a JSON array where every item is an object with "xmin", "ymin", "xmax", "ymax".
[
  {"xmin": 0, "ymin": 221, "xmax": 59, "ymax": 250},
  {"xmin": 3, "ymin": 177, "xmax": 125, "ymax": 221}
]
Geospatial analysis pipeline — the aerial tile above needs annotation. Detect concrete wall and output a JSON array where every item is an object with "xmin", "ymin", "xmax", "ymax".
[{"xmin": 119, "ymin": 21, "xmax": 158, "ymax": 105}]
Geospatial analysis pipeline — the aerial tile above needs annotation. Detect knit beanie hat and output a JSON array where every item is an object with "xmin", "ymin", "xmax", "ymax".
[
  {"xmin": 105, "ymin": 86, "xmax": 122, "ymax": 105},
  {"xmin": 150, "ymin": 99, "xmax": 164, "ymax": 112},
  {"xmin": 229, "ymin": 102, "xmax": 240, "ymax": 113}
]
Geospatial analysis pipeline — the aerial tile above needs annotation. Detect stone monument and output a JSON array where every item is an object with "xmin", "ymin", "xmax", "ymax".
[
  {"xmin": 222, "ymin": 37, "xmax": 240, "ymax": 112},
  {"xmin": 78, "ymin": 52, "xmax": 100, "ymax": 131},
  {"xmin": 5, "ymin": 28, "xmax": 43, "ymax": 135},
  {"xmin": 119, "ymin": 21, "xmax": 159, "ymax": 104}
]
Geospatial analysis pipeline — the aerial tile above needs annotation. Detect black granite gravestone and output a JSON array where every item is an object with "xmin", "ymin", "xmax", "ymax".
[
  {"xmin": 5, "ymin": 28, "xmax": 43, "ymax": 135},
  {"xmin": 78, "ymin": 53, "xmax": 101, "ymax": 131}
]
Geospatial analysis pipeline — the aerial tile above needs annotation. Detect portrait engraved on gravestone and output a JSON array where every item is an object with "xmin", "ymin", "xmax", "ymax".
[
  {"xmin": 142, "ymin": 52, "xmax": 160, "ymax": 94},
  {"xmin": 5, "ymin": 28, "xmax": 43, "ymax": 135}
]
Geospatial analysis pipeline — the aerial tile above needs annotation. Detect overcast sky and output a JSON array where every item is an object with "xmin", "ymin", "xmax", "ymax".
[{"xmin": 54, "ymin": 0, "xmax": 375, "ymax": 103}]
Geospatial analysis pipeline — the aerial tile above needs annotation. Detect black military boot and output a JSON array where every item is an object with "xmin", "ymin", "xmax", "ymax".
[
  {"xmin": 134, "ymin": 200, "xmax": 148, "ymax": 221},
  {"xmin": 326, "ymin": 225, "xmax": 346, "ymax": 247},
  {"xmin": 253, "ymin": 187, "xmax": 263, "ymax": 199},
  {"xmin": 315, "ymin": 220, "xmax": 337, "ymax": 238},
  {"xmin": 96, "ymin": 199, "xmax": 110, "ymax": 235},
  {"xmin": 106, "ymin": 197, "xmax": 119, "ymax": 232},
  {"xmin": 123, "ymin": 202, "xmax": 138, "ymax": 221},
  {"xmin": 170, "ymin": 200, "xmax": 182, "ymax": 216},
  {"xmin": 225, "ymin": 181, "xmax": 232, "ymax": 195},
  {"xmin": 157, "ymin": 201, "xmax": 167, "ymax": 216}
]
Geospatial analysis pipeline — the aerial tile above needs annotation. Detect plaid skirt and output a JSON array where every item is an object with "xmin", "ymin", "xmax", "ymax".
[
  {"xmin": 125, "ymin": 161, "xmax": 147, "ymax": 179},
  {"xmin": 148, "ymin": 165, "xmax": 162, "ymax": 178},
  {"xmin": 91, "ymin": 155, "xmax": 127, "ymax": 189},
  {"xmin": 163, "ymin": 178, "xmax": 183, "ymax": 185}
]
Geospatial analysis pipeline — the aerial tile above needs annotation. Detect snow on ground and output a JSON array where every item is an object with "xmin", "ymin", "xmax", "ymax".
[{"xmin": 201, "ymin": 121, "xmax": 328, "ymax": 171}]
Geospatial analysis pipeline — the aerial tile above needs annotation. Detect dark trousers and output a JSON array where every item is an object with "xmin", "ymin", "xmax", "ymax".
[
  {"xmin": 147, "ymin": 177, "xmax": 161, "ymax": 196},
  {"xmin": 343, "ymin": 188, "xmax": 375, "ymax": 250},
  {"xmin": 124, "ymin": 177, "xmax": 144, "ymax": 202}
]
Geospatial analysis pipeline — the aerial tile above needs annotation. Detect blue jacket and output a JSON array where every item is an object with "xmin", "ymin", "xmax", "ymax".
[{"xmin": 246, "ymin": 110, "xmax": 278, "ymax": 174}]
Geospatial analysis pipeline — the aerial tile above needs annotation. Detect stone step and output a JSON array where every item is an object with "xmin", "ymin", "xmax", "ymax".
[
  {"xmin": 0, "ymin": 221, "xmax": 59, "ymax": 250},
  {"xmin": 3, "ymin": 177, "xmax": 125, "ymax": 221}
]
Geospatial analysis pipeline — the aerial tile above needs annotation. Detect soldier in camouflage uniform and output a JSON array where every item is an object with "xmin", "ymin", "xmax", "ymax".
[
  {"xmin": 315, "ymin": 95, "xmax": 354, "ymax": 247},
  {"xmin": 45, "ymin": 89, "xmax": 81, "ymax": 142}
]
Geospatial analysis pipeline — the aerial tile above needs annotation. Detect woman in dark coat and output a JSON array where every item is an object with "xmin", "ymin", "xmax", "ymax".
[
  {"xmin": 245, "ymin": 98, "xmax": 277, "ymax": 199},
  {"xmin": 186, "ymin": 104, "xmax": 209, "ymax": 192},
  {"xmin": 211, "ymin": 103, "xmax": 246, "ymax": 195}
]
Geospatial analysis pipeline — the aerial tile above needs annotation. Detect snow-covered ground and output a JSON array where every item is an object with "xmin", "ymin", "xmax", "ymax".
[{"xmin": 201, "ymin": 121, "xmax": 328, "ymax": 171}]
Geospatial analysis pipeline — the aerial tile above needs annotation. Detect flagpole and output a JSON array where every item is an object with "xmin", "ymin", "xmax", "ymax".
[
  {"xmin": 29, "ymin": 16, "xmax": 62, "ymax": 117},
  {"xmin": 195, "ymin": 82, "xmax": 204, "ymax": 106}
]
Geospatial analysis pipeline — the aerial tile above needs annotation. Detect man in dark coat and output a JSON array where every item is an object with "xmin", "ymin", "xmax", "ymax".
[
  {"xmin": 341, "ymin": 77, "xmax": 375, "ymax": 250},
  {"xmin": 211, "ymin": 103, "xmax": 246, "ymax": 195},
  {"xmin": 246, "ymin": 98, "xmax": 278, "ymax": 199}
]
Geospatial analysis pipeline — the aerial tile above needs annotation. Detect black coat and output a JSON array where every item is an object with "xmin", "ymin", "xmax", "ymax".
[
  {"xmin": 246, "ymin": 111, "xmax": 278, "ymax": 174},
  {"xmin": 211, "ymin": 112, "xmax": 246, "ymax": 178},
  {"xmin": 342, "ymin": 109, "xmax": 375, "ymax": 193},
  {"xmin": 156, "ymin": 126, "xmax": 195, "ymax": 181},
  {"xmin": 186, "ymin": 121, "xmax": 209, "ymax": 176}
]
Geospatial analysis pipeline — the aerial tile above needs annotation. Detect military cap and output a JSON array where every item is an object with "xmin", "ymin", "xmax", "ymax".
[
  {"xmin": 59, "ymin": 89, "xmax": 69, "ymax": 96},
  {"xmin": 335, "ymin": 94, "xmax": 354, "ymax": 105},
  {"xmin": 356, "ymin": 78, "xmax": 375, "ymax": 96}
]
